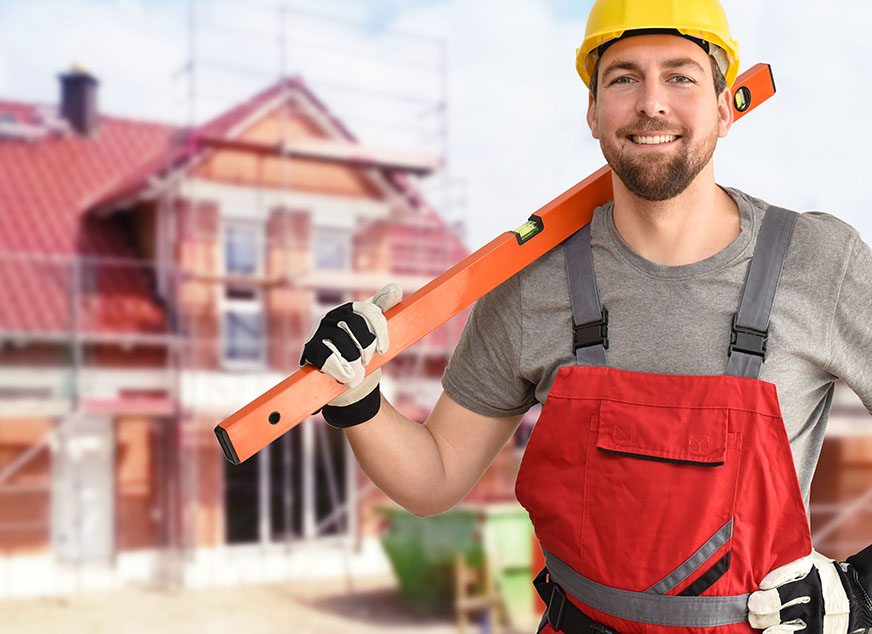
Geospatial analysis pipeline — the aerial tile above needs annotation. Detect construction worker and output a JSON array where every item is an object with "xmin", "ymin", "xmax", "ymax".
[{"xmin": 300, "ymin": 1, "xmax": 872, "ymax": 633}]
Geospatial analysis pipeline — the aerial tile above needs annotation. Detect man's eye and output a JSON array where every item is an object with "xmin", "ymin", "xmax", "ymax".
[
  {"xmin": 610, "ymin": 76, "xmax": 633, "ymax": 85},
  {"xmin": 671, "ymin": 75, "xmax": 694, "ymax": 84}
]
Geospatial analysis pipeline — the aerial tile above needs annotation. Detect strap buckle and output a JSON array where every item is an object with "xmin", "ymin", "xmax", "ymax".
[
  {"xmin": 547, "ymin": 583, "xmax": 567, "ymax": 631},
  {"xmin": 573, "ymin": 308, "xmax": 609, "ymax": 351},
  {"xmin": 729, "ymin": 314, "xmax": 768, "ymax": 359}
]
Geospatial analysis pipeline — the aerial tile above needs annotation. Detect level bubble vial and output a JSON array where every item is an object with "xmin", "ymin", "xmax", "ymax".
[{"xmin": 734, "ymin": 86, "xmax": 751, "ymax": 112}]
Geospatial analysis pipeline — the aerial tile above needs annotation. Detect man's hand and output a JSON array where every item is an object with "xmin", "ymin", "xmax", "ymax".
[
  {"xmin": 748, "ymin": 549, "xmax": 872, "ymax": 634},
  {"xmin": 300, "ymin": 283, "xmax": 403, "ymax": 427}
]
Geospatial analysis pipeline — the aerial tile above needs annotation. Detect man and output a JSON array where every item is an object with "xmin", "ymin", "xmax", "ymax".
[{"xmin": 300, "ymin": 1, "xmax": 872, "ymax": 633}]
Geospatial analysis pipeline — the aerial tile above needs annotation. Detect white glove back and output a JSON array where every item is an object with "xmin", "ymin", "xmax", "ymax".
[{"xmin": 748, "ymin": 551, "xmax": 852, "ymax": 634}]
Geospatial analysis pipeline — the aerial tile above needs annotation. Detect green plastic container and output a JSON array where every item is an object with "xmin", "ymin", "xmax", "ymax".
[{"xmin": 377, "ymin": 502, "xmax": 535, "ymax": 626}]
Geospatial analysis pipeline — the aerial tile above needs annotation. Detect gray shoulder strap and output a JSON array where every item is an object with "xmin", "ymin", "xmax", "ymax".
[
  {"xmin": 726, "ymin": 206, "xmax": 799, "ymax": 379},
  {"xmin": 564, "ymin": 207, "xmax": 798, "ymax": 376},
  {"xmin": 564, "ymin": 223, "xmax": 608, "ymax": 367}
]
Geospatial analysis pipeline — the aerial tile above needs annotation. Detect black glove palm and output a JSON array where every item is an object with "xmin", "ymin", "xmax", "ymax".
[{"xmin": 299, "ymin": 284, "xmax": 402, "ymax": 428}]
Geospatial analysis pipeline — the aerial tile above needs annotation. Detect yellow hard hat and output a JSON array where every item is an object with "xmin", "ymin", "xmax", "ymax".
[{"xmin": 576, "ymin": 0, "xmax": 740, "ymax": 89}]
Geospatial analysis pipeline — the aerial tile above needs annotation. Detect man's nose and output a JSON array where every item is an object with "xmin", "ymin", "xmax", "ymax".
[{"xmin": 636, "ymin": 81, "xmax": 669, "ymax": 118}]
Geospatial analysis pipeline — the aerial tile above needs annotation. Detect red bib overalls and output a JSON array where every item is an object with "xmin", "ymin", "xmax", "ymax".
[{"xmin": 515, "ymin": 207, "xmax": 812, "ymax": 634}]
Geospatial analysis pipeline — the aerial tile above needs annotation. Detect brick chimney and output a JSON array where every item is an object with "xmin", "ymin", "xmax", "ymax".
[{"xmin": 59, "ymin": 65, "xmax": 99, "ymax": 137}]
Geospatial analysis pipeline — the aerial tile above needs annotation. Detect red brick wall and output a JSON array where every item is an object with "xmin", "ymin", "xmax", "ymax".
[
  {"xmin": 810, "ymin": 436, "xmax": 872, "ymax": 559},
  {"xmin": 116, "ymin": 416, "xmax": 178, "ymax": 551},
  {"xmin": 0, "ymin": 418, "xmax": 52, "ymax": 554},
  {"xmin": 194, "ymin": 110, "xmax": 382, "ymax": 198},
  {"xmin": 266, "ymin": 208, "xmax": 311, "ymax": 369},
  {"xmin": 176, "ymin": 198, "xmax": 221, "ymax": 369}
]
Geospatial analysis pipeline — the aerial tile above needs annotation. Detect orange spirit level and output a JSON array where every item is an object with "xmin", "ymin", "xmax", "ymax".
[{"xmin": 215, "ymin": 63, "xmax": 777, "ymax": 465}]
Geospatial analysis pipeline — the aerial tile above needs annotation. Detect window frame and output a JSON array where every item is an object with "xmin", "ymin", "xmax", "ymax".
[
  {"xmin": 219, "ymin": 217, "xmax": 267, "ymax": 369},
  {"xmin": 311, "ymin": 225, "xmax": 351, "ymax": 272}
]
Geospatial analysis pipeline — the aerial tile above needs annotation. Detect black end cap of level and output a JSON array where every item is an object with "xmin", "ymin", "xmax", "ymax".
[
  {"xmin": 767, "ymin": 64, "xmax": 776, "ymax": 93},
  {"xmin": 214, "ymin": 426, "xmax": 241, "ymax": 465}
]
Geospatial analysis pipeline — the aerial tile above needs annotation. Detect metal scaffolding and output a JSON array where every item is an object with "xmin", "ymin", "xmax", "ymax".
[
  {"xmin": 0, "ymin": 0, "xmax": 464, "ymax": 595},
  {"xmin": 167, "ymin": 0, "xmax": 461, "ymax": 574}
]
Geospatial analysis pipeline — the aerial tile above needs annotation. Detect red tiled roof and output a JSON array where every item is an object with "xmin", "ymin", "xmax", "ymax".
[{"xmin": 0, "ymin": 100, "xmax": 174, "ymax": 336}]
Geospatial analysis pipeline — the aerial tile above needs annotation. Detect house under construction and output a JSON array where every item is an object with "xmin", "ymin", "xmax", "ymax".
[{"xmin": 0, "ymin": 67, "xmax": 512, "ymax": 597}]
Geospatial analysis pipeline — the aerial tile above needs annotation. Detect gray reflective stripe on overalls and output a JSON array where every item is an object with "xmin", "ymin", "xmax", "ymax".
[{"xmin": 539, "ymin": 206, "xmax": 799, "ymax": 630}]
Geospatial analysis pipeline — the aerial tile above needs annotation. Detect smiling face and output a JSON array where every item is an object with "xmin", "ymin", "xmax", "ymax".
[{"xmin": 587, "ymin": 34, "xmax": 733, "ymax": 202}]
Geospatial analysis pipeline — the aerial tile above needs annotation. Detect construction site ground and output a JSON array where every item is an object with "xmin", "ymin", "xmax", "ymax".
[{"xmin": 0, "ymin": 574, "xmax": 488, "ymax": 634}]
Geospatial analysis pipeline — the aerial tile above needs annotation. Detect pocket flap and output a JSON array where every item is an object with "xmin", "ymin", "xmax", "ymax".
[{"xmin": 597, "ymin": 400, "xmax": 728, "ymax": 466}]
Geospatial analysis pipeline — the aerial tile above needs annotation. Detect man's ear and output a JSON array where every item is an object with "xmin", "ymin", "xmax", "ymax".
[
  {"xmin": 587, "ymin": 91, "xmax": 599, "ymax": 139},
  {"xmin": 717, "ymin": 86, "xmax": 733, "ymax": 138}
]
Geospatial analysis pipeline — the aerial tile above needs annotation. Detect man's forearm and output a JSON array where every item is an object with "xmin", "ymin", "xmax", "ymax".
[{"xmin": 344, "ymin": 395, "xmax": 455, "ymax": 517}]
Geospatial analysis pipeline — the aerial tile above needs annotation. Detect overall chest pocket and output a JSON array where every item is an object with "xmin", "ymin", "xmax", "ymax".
[{"xmin": 579, "ymin": 399, "xmax": 743, "ymax": 594}]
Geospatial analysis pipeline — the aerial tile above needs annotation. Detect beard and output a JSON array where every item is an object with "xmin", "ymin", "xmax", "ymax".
[{"xmin": 599, "ymin": 117, "xmax": 718, "ymax": 202}]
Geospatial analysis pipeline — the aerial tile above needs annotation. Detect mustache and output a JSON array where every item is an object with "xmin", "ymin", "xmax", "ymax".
[{"xmin": 617, "ymin": 118, "xmax": 689, "ymax": 137}]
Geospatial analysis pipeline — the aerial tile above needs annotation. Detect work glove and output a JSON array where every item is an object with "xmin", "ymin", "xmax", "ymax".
[
  {"xmin": 748, "ymin": 547, "xmax": 872, "ymax": 634},
  {"xmin": 300, "ymin": 283, "xmax": 403, "ymax": 428}
]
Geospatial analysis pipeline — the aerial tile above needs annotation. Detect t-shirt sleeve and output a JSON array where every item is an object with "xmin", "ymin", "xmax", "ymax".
[
  {"xmin": 441, "ymin": 272, "xmax": 537, "ymax": 418},
  {"xmin": 826, "ymin": 233, "xmax": 872, "ymax": 414}
]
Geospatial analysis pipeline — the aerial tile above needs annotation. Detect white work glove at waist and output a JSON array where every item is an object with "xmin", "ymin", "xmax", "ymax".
[
  {"xmin": 300, "ymin": 283, "xmax": 402, "ymax": 428},
  {"xmin": 748, "ymin": 549, "xmax": 872, "ymax": 634}
]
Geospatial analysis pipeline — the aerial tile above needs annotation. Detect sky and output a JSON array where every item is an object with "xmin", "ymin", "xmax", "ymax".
[{"xmin": 1, "ymin": 0, "xmax": 871, "ymax": 249}]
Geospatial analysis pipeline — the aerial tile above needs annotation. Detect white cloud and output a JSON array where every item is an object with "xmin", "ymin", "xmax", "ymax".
[
  {"xmin": 387, "ymin": 0, "xmax": 597, "ymax": 246},
  {"xmin": 1, "ymin": 0, "xmax": 870, "ymax": 246},
  {"xmin": 0, "ymin": 0, "xmax": 184, "ymax": 122},
  {"xmin": 383, "ymin": 0, "xmax": 872, "ymax": 247},
  {"xmin": 716, "ymin": 0, "xmax": 872, "ymax": 243}
]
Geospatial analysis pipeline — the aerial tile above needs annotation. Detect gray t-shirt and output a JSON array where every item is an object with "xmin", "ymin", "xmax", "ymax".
[{"xmin": 442, "ymin": 187, "xmax": 872, "ymax": 504}]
